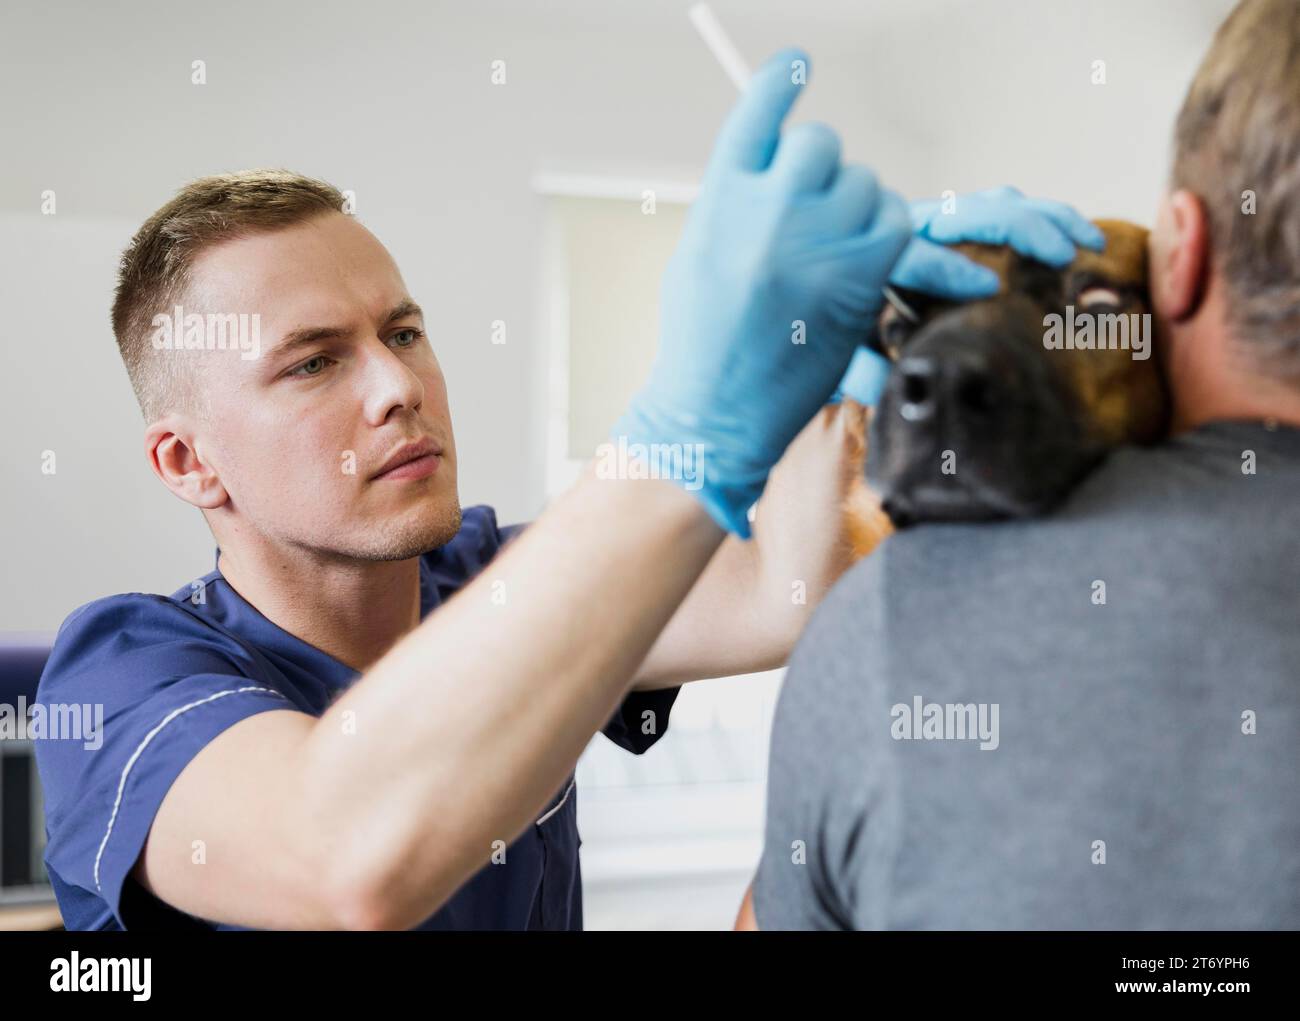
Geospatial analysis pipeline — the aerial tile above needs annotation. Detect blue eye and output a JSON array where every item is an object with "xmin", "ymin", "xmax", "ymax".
[
  {"xmin": 391, "ymin": 328, "xmax": 425, "ymax": 348},
  {"xmin": 290, "ymin": 355, "xmax": 333, "ymax": 377}
]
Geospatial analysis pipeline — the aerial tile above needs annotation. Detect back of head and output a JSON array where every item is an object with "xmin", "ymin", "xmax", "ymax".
[{"xmin": 1172, "ymin": 0, "xmax": 1300, "ymax": 384}]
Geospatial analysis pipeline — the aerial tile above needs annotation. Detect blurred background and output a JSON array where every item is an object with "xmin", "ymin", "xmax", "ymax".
[{"xmin": 0, "ymin": 0, "xmax": 1235, "ymax": 928}]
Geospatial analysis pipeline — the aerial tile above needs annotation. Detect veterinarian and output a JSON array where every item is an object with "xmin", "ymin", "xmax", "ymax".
[
  {"xmin": 749, "ymin": 0, "xmax": 1300, "ymax": 930},
  {"xmin": 35, "ymin": 49, "xmax": 1095, "ymax": 930}
]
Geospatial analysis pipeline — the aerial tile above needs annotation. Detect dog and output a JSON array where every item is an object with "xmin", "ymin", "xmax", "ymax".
[{"xmin": 844, "ymin": 219, "xmax": 1169, "ymax": 559}]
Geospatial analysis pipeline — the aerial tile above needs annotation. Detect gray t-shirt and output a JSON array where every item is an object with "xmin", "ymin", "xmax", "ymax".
[{"xmin": 753, "ymin": 419, "xmax": 1300, "ymax": 930}]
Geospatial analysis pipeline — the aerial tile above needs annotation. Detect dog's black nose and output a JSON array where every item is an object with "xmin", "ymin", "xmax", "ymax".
[{"xmin": 895, "ymin": 351, "xmax": 1001, "ymax": 427}]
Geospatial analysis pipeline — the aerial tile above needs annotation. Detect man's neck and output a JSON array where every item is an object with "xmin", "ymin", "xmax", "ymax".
[
  {"xmin": 1159, "ymin": 286, "xmax": 1300, "ymax": 434},
  {"xmin": 215, "ymin": 541, "xmax": 423, "ymax": 673}
]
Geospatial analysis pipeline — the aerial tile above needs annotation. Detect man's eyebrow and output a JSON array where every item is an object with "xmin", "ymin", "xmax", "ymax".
[
  {"xmin": 269, "ymin": 300, "xmax": 424, "ymax": 357},
  {"xmin": 383, "ymin": 299, "xmax": 424, "ymax": 324}
]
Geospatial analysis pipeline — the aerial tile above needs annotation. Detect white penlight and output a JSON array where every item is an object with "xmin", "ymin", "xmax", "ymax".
[{"xmin": 688, "ymin": 3, "xmax": 752, "ymax": 92}]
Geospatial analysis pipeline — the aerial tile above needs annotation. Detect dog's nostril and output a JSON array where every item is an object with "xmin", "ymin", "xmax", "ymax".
[
  {"xmin": 957, "ymin": 374, "xmax": 996, "ymax": 416},
  {"xmin": 897, "ymin": 357, "xmax": 937, "ymax": 419},
  {"xmin": 902, "ymin": 372, "xmax": 930, "ymax": 406}
]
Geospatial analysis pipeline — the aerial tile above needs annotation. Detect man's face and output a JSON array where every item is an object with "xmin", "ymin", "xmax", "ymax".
[{"xmin": 183, "ymin": 212, "xmax": 460, "ymax": 561}]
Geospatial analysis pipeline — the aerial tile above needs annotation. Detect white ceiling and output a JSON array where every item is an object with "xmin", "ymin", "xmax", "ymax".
[{"xmin": 0, "ymin": 0, "xmax": 1239, "ymax": 220}]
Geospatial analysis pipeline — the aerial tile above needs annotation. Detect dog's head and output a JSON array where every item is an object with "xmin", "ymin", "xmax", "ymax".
[{"xmin": 864, "ymin": 219, "xmax": 1169, "ymax": 527}]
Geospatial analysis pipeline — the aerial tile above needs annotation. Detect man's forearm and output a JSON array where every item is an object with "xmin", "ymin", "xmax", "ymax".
[
  {"xmin": 631, "ymin": 402, "xmax": 869, "ymax": 690},
  {"xmin": 298, "ymin": 469, "xmax": 723, "ymax": 929},
  {"xmin": 630, "ymin": 533, "xmax": 796, "ymax": 689}
]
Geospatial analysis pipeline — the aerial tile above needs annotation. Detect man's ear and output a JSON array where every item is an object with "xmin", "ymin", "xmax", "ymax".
[
  {"xmin": 1149, "ymin": 188, "xmax": 1210, "ymax": 323},
  {"xmin": 145, "ymin": 416, "xmax": 229, "ymax": 510}
]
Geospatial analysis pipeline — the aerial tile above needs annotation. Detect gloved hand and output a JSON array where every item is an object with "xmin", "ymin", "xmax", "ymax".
[
  {"xmin": 612, "ymin": 48, "xmax": 913, "ymax": 538},
  {"xmin": 832, "ymin": 187, "xmax": 1106, "ymax": 405}
]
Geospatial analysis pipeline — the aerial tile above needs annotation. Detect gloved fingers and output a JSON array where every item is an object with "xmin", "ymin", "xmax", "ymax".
[
  {"xmin": 1019, "ymin": 197, "xmax": 1105, "ymax": 251},
  {"xmin": 976, "ymin": 184, "xmax": 1025, "ymax": 200},
  {"xmin": 910, "ymin": 186, "xmax": 1021, "ymax": 232},
  {"xmin": 905, "ymin": 197, "xmax": 941, "ymax": 229},
  {"xmin": 889, "ymin": 237, "xmax": 1000, "ymax": 300},
  {"xmin": 922, "ymin": 206, "xmax": 1077, "ymax": 267},
  {"xmin": 998, "ymin": 210, "xmax": 1081, "ymax": 266},
  {"xmin": 769, "ymin": 121, "xmax": 842, "ymax": 193},
  {"xmin": 819, "ymin": 162, "xmax": 882, "ymax": 236},
  {"xmin": 815, "ymin": 191, "xmax": 913, "ymax": 328},
  {"xmin": 825, "ymin": 189, "xmax": 914, "ymax": 275},
  {"xmin": 709, "ymin": 47, "xmax": 810, "ymax": 175},
  {"xmin": 830, "ymin": 346, "xmax": 893, "ymax": 406}
]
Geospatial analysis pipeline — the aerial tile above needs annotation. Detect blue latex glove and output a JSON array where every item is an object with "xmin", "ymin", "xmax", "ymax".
[
  {"xmin": 832, "ymin": 346, "xmax": 894, "ymax": 406},
  {"xmin": 897, "ymin": 186, "xmax": 1105, "ymax": 297},
  {"xmin": 611, "ymin": 48, "xmax": 912, "ymax": 538},
  {"xmin": 832, "ymin": 187, "xmax": 1106, "ymax": 405}
]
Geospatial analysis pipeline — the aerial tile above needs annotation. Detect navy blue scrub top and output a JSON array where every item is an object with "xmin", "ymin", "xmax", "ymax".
[{"xmin": 35, "ymin": 505, "xmax": 679, "ymax": 930}]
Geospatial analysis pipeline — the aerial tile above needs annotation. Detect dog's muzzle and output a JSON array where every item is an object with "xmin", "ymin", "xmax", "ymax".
[{"xmin": 865, "ymin": 309, "xmax": 1101, "ymax": 526}]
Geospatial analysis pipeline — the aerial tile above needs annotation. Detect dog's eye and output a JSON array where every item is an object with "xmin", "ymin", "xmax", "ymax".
[
  {"xmin": 1077, "ymin": 285, "xmax": 1123, "ymax": 309},
  {"xmin": 877, "ymin": 304, "xmax": 913, "ymax": 358}
]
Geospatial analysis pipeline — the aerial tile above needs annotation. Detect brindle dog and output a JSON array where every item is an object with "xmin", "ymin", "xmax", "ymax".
[{"xmin": 845, "ymin": 220, "xmax": 1168, "ymax": 558}]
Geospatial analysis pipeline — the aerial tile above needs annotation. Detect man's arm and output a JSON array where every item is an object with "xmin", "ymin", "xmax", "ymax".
[
  {"xmin": 632, "ymin": 400, "xmax": 869, "ymax": 689},
  {"xmin": 137, "ymin": 470, "xmax": 723, "ymax": 929}
]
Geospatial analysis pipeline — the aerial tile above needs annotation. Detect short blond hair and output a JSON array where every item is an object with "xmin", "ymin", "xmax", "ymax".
[
  {"xmin": 111, "ymin": 169, "xmax": 345, "ymax": 421},
  {"xmin": 1172, "ymin": 0, "xmax": 1300, "ymax": 381}
]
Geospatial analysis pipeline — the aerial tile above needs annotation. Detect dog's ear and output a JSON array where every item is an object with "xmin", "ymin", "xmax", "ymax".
[
  {"xmin": 1092, "ymin": 218, "xmax": 1149, "ymax": 240},
  {"xmin": 1086, "ymin": 220, "xmax": 1150, "ymax": 292},
  {"xmin": 1070, "ymin": 219, "xmax": 1168, "ymax": 448},
  {"xmin": 840, "ymin": 401, "xmax": 894, "ymax": 560}
]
